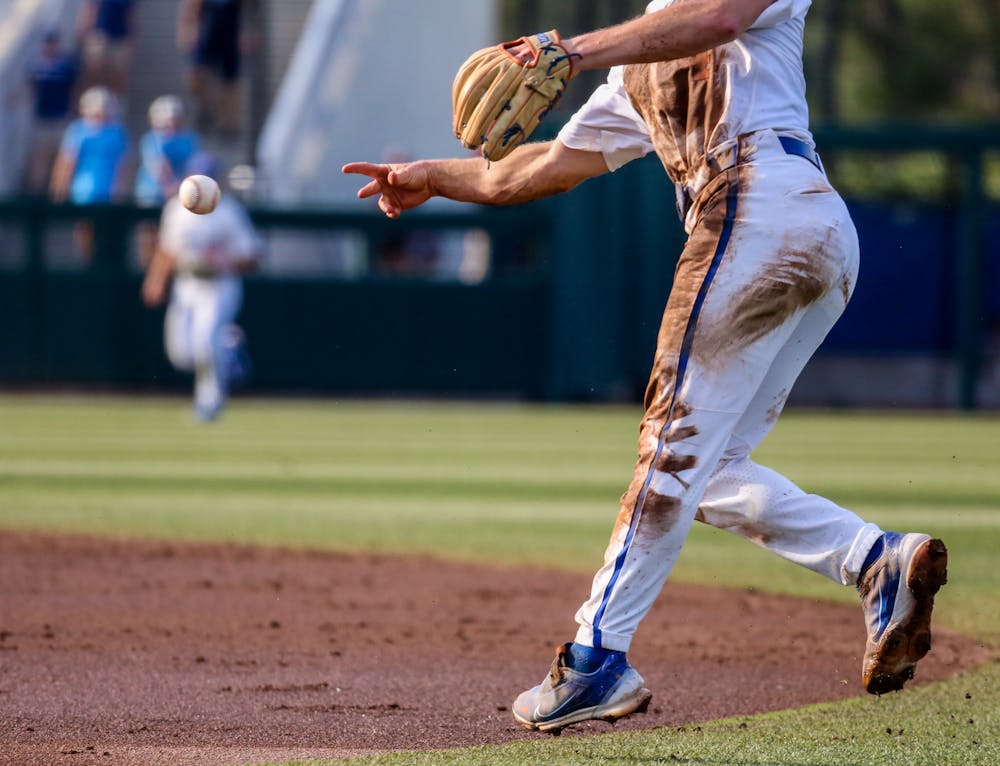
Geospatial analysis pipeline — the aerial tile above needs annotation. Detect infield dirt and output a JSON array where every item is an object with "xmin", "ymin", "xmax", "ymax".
[{"xmin": 0, "ymin": 532, "xmax": 991, "ymax": 766}]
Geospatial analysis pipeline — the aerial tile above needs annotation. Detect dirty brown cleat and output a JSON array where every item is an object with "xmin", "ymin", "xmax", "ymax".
[{"xmin": 857, "ymin": 533, "xmax": 948, "ymax": 694}]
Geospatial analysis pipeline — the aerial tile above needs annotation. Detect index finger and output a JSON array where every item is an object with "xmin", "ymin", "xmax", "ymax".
[{"xmin": 342, "ymin": 162, "xmax": 388, "ymax": 179}]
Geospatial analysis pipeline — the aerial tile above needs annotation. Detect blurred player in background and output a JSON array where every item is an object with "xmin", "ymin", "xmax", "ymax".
[
  {"xmin": 49, "ymin": 86, "xmax": 129, "ymax": 262},
  {"xmin": 135, "ymin": 95, "xmax": 202, "ymax": 267},
  {"xmin": 346, "ymin": 0, "xmax": 948, "ymax": 735},
  {"xmin": 142, "ymin": 153, "xmax": 261, "ymax": 422}
]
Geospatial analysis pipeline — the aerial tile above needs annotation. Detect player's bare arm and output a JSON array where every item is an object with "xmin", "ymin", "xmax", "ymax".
[
  {"xmin": 141, "ymin": 247, "xmax": 175, "ymax": 308},
  {"xmin": 512, "ymin": 0, "xmax": 777, "ymax": 72},
  {"xmin": 342, "ymin": 140, "xmax": 608, "ymax": 219},
  {"xmin": 49, "ymin": 152, "xmax": 75, "ymax": 202}
]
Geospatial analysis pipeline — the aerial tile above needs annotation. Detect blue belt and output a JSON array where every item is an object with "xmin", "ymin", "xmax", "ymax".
[
  {"xmin": 685, "ymin": 133, "xmax": 825, "ymax": 222},
  {"xmin": 778, "ymin": 135, "xmax": 823, "ymax": 172}
]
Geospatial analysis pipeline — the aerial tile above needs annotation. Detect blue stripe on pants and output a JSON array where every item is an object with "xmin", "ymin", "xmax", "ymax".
[{"xmin": 591, "ymin": 178, "xmax": 741, "ymax": 649}]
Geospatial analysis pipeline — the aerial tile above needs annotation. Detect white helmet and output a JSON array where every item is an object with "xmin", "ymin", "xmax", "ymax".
[
  {"xmin": 79, "ymin": 86, "xmax": 115, "ymax": 119},
  {"xmin": 149, "ymin": 95, "xmax": 185, "ymax": 129}
]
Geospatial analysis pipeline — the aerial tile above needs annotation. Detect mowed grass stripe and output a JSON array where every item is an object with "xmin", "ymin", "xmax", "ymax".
[
  {"xmin": 3, "ymin": 444, "xmax": 996, "ymax": 472},
  {"xmin": 0, "ymin": 430, "xmax": 631, "ymax": 452},
  {"xmin": 0, "ymin": 471, "xmax": 623, "ymax": 501},
  {"xmin": 0, "ymin": 446, "xmax": 632, "ymax": 474},
  {"xmin": 0, "ymin": 488, "xmax": 616, "ymax": 568},
  {"xmin": 3, "ymin": 471, "xmax": 997, "ymax": 509},
  {"xmin": 0, "ymin": 396, "xmax": 639, "ymax": 436}
]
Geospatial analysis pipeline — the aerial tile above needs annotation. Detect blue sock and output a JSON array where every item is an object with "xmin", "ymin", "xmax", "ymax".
[
  {"xmin": 568, "ymin": 642, "xmax": 623, "ymax": 673},
  {"xmin": 859, "ymin": 534, "xmax": 886, "ymax": 581}
]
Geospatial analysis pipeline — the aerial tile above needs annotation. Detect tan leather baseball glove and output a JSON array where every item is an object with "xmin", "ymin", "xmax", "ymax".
[{"xmin": 452, "ymin": 30, "xmax": 576, "ymax": 161}]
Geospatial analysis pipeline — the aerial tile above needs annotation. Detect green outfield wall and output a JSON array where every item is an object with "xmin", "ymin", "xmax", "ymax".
[{"xmin": 1, "ymin": 126, "xmax": 997, "ymax": 406}]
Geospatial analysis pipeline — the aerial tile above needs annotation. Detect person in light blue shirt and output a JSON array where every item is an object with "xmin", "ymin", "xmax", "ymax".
[
  {"xmin": 135, "ymin": 95, "xmax": 201, "ymax": 265},
  {"xmin": 135, "ymin": 96, "xmax": 200, "ymax": 206},
  {"xmin": 50, "ymin": 86, "xmax": 129, "ymax": 261}
]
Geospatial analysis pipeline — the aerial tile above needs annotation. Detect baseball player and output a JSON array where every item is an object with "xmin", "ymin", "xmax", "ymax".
[
  {"xmin": 142, "ymin": 153, "xmax": 260, "ymax": 422},
  {"xmin": 343, "ymin": 0, "xmax": 948, "ymax": 733}
]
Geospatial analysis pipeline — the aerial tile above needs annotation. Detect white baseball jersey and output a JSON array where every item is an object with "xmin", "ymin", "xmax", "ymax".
[{"xmin": 159, "ymin": 195, "xmax": 261, "ymax": 276}]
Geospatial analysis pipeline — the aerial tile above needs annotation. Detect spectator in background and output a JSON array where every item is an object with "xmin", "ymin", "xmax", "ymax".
[
  {"xmin": 177, "ymin": 0, "xmax": 260, "ymax": 138},
  {"xmin": 135, "ymin": 95, "xmax": 201, "ymax": 266},
  {"xmin": 142, "ymin": 152, "xmax": 261, "ymax": 422},
  {"xmin": 50, "ymin": 86, "xmax": 129, "ymax": 262},
  {"xmin": 77, "ymin": 0, "xmax": 138, "ymax": 95},
  {"xmin": 24, "ymin": 30, "xmax": 80, "ymax": 196}
]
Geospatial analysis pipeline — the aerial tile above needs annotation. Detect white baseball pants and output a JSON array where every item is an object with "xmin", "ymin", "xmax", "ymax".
[
  {"xmin": 164, "ymin": 275, "xmax": 243, "ymax": 418},
  {"xmin": 576, "ymin": 133, "xmax": 883, "ymax": 652}
]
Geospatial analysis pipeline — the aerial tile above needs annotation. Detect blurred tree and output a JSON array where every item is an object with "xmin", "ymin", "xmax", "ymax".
[
  {"xmin": 806, "ymin": 1, "xmax": 847, "ymax": 122},
  {"xmin": 501, "ymin": 0, "xmax": 999, "ymax": 122},
  {"xmin": 498, "ymin": 0, "xmax": 999, "ymax": 199},
  {"xmin": 807, "ymin": 0, "xmax": 999, "ymax": 122},
  {"xmin": 809, "ymin": 0, "xmax": 1000, "ymax": 200}
]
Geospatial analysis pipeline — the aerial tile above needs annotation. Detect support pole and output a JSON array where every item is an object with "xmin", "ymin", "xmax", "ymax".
[{"xmin": 955, "ymin": 152, "xmax": 984, "ymax": 410}]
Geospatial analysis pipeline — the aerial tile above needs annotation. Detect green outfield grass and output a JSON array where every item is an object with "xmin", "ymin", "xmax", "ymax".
[{"xmin": 0, "ymin": 395, "xmax": 997, "ymax": 765}]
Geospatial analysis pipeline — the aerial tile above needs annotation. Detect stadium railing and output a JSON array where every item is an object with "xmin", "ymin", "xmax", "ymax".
[{"xmin": 0, "ymin": 125, "xmax": 997, "ymax": 407}]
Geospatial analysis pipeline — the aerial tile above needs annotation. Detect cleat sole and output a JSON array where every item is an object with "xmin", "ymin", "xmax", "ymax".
[
  {"xmin": 513, "ymin": 687, "xmax": 653, "ymax": 735},
  {"xmin": 863, "ymin": 538, "xmax": 947, "ymax": 695}
]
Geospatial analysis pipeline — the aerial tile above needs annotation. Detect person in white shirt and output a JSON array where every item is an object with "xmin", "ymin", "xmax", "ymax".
[
  {"xmin": 142, "ymin": 153, "xmax": 261, "ymax": 421},
  {"xmin": 343, "ymin": 0, "xmax": 948, "ymax": 732}
]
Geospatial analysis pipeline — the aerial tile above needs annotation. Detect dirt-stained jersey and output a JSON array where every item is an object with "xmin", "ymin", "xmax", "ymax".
[{"xmin": 559, "ymin": 0, "xmax": 813, "ymax": 199}]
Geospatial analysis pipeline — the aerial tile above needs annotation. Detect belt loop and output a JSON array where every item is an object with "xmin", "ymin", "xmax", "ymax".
[{"xmin": 706, "ymin": 142, "xmax": 738, "ymax": 174}]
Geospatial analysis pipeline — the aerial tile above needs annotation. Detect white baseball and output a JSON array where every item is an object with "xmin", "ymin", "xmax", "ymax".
[{"xmin": 178, "ymin": 174, "xmax": 221, "ymax": 214}]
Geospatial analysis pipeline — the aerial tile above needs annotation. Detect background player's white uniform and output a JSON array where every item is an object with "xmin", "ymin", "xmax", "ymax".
[
  {"xmin": 158, "ymin": 195, "xmax": 261, "ymax": 421},
  {"xmin": 558, "ymin": 0, "xmax": 884, "ymax": 652}
]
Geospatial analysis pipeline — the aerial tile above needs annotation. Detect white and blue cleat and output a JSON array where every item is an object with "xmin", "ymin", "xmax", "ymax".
[
  {"xmin": 514, "ymin": 530, "xmax": 945, "ymax": 734},
  {"xmin": 512, "ymin": 643, "xmax": 652, "ymax": 734},
  {"xmin": 857, "ymin": 532, "xmax": 948, "ymax": 695},
  {"xmin": 222, "ymin": 323, "xmax": 252, "ymax": 389}
]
